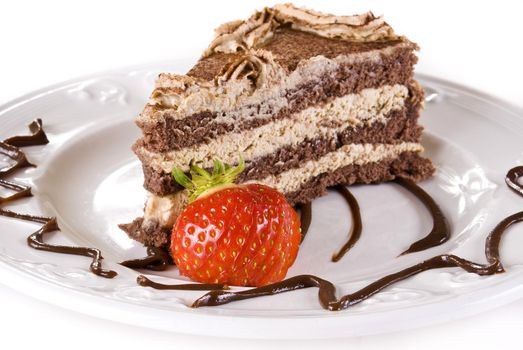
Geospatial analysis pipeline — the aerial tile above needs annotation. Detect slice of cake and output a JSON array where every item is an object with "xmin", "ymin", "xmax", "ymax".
[{"xmin": 122, "ymin": 3, "xmax": 434, "ymax": 248}]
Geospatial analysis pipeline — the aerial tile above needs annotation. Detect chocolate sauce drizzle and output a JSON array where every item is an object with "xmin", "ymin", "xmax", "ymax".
[
  {"xmin": 331, "ymin": 185, "xmax": 362, "ymax": 262},
  {"xmin": 324, "ymin": 178, "xmax": 449, "ymax": 262},
  {"xmin": 0, "ymin": 119, "xmax": 117, "ymax": 278},
  {"xmin": 192, "ymin": 210, "xmax": 522, "ymax": 310},
  {"xmin": 0, "ymin": 209, "xmax": 117, "ymax": 278},
  {"xmin": 137, "ymin": 274, "xmax": 228, "ymax": 291},
  {"xmin": 0, "ymin": 179, "xmax": 32, "ymax": 204},
  {"xmin": 295, "ymin": 202, "xmax": 312, "ymax": 243},
  {"xmin": 3, "ymin": 118, "xmax": 49, "ymax": 147},
  {"xmin": 0, "ymin": 118, "xmax": 47, "ymax": 176},
  {"xmin": 395, "ymin": 177, "xmax": 450, "ymax": 255},
  {"xmin": 0, "ymin": 140, "xmax": 34, "ymax": 176},
  {"xmin": 120, "ymin": 246, "xmax": 172, "ymax": 271},
  {"xmin": 506, "ymin": 166, "xmax": 523, "ymax": 198}
]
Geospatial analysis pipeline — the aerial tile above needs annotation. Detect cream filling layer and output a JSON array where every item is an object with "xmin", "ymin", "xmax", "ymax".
[
  {"xmin": 143, "ymin": 191, "xmax": 188, "ymax": 230},
  {"xmin": 136, "ymin": 84, "xmax": 409, "ymax": 174},
  {"xmin": 143, "ymin": 142, "xmax": 423, "ymax": 227}
]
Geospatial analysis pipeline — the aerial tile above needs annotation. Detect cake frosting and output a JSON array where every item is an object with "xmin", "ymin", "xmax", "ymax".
[{"xmin": 203, "ymin": 3, "xmax": 403, "ymax": 56}]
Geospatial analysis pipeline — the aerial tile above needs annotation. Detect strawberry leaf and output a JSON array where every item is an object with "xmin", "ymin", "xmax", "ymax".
[
  {"xmin": 171, "ymin": 155, "xmax": 245, "ymax": 202},
  {"xmin": 212, "ymin": 159, "xmax": 224, "ymax": 176},
  {"xmin": 172, "ymin": 168, "xmax": 194, "ymax": 190}
]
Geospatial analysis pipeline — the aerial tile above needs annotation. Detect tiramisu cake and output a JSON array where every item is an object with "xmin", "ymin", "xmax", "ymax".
[{"xmin": 122, "ymin": 3, "xmax": 434, "ymax": 248}]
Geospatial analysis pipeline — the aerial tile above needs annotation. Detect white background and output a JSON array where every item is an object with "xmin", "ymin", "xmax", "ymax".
[{"xmin": 1, "ymin": 1, "xmax": 522, "ymax": 349}]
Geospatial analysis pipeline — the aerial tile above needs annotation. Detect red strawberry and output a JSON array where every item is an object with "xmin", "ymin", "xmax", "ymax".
[{"xmin": 170, "ymin": 158, "xmax": 301, "ymax": 287}]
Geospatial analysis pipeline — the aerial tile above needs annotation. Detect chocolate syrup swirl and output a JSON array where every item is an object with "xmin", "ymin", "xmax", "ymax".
[
  {"xmin": 506, "ymin": 166, "xmax": 523, "ymax": 198},
  {"xmin": 395, "ymin": 178, "xmax": 450, "ymax": 255},
  {"xmin": 120, "ymin": 246, "xmax": 172, "ymax": 271},
  {"xmin": 0, "ymin": 140, "xmax": 34, "ymax": 176},
  {"xmin": 26, "ymin": 216, "xmax": 117, "ymax": 278},
  {"xmin": 329, "ymin": 178, "xmax": 449, "ymax": 262},
  {"xmin": 137, "ymin": 275, "xmax": 228, "ymax": 291},
  {"xmin": 3, "ymin": 118, "xmax": 49, "ymax": 147},
  {"xmin": 331, "ymin": 185, "xmax": 362, "ymax": 262},
  {"xmin": 0, "ymin": 209, "xmax": 117, "ymax": 278},
  {"xmin": 192, "ymin": 210, "xmax": 521, "ymax": 310},
  {"xmin": 0, "ymin": 179, "xmax": 32, "ymax": 205},
  {"xmin": 295, "ymin": 202, "xmax": 312, "ymax": 243},
  {"xmin": 0, "ymin": 119, "xmax": 117, "ymax": 278}
]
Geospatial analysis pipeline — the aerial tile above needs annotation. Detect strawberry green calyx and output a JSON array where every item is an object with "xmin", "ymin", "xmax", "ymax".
[{"xmin": 172, "ymin": 156, "xmax": 245, "ymax": 202}]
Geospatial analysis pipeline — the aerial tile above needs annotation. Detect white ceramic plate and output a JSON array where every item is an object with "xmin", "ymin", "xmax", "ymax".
[{"xmin": 1, "ymin": 59, "xmax": 523, "ymax": 339}]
